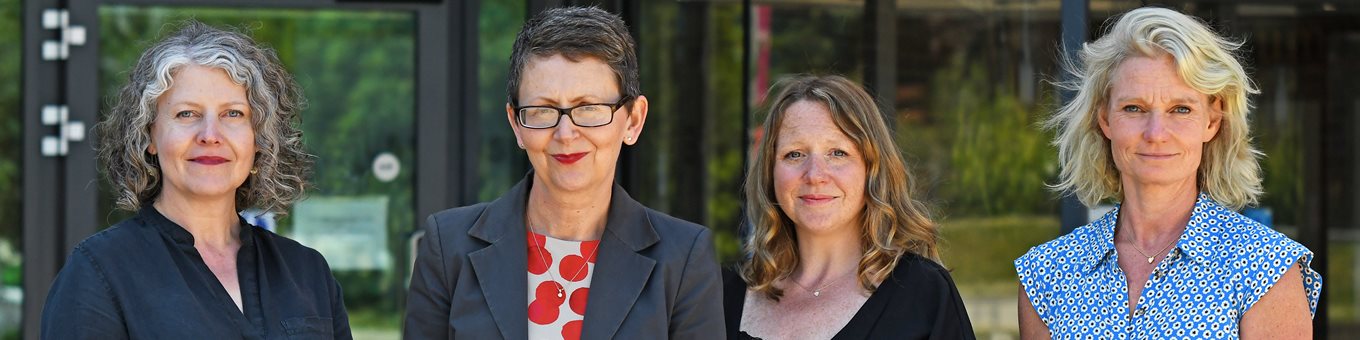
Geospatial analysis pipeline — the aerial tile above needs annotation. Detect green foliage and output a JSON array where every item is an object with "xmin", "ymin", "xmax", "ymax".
[
  {"xmin": 477, "ymin": 0, "xmax": 527, "ymax": 201},
  {"xmin": 0, "ymin": 0, "xmax": 21, "ymax": 257},
  {"xmin": 938, "ymin": 215, "xmax": 1058, "ymax": 285},
  {"xmin": 902, "ymin": 53, "xmax": 1059, "ymax": 217}
]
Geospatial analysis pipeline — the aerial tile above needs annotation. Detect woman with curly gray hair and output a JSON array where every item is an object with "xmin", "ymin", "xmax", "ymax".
[
  {"xmin": 1015, "ymin": 7, "xmax": 1320, "ymax": 339},
  {"xmin": 41, "ymin": 21, "xmax": 350, "ymax": 339}
]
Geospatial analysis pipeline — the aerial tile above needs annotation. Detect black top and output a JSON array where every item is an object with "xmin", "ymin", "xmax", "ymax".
[
  {"xmin": 41, "ymin": 206, "xmax": 351, "ymax": 339},
  {"xmin": 723, "ymin": 253, "xmax": 977, "ymax": 340}
]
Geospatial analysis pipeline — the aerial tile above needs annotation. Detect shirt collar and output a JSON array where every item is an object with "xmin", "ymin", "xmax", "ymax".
[
  {"xmin": 1083, "ymin": 192, "xmax": 1219, "ymax": 272},
  {"xmin": 139, "ymin": 205, "xmax": 257, "ymax": 248}
]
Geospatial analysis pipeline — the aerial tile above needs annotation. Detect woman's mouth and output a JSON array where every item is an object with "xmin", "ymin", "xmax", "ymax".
[
  {"xmin": 552, "ymin": 152, "xmax": 587, "ymax": 164},
  {"xmin": 799, "ymin": 194, "xmax": 835, "ymax": 205},
  {"xmin": 189, "ymin": 156, "xmax": 229, "ymax": 165}
]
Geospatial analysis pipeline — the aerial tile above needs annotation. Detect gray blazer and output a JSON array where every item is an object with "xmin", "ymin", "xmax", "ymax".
[{"xmin": 403, "ymin": 174, "xmax": 725, "ymax": 339}]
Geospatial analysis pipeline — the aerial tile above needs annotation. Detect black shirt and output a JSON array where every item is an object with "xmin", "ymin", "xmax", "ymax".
[
  {"xmin": 41, "ymin": 206, "xmax": 351, "ymax": 339},
  {"xmin": 723, "ymin": 253, "xmax": 977, "ymax": 339}
]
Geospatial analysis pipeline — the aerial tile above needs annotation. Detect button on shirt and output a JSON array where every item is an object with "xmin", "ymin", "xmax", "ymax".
[
  {"xmin": 1014, "ymin": 193, "xmax": 1322, "ymax": 339},
  {"xmin": 41, "ymin": 206, "xmax": 351, "ymax": 339}
]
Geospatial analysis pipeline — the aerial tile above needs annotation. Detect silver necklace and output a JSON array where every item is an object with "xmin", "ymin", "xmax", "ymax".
[
  {"xmin": 788, "ymin": 271, "xmax": 853, "ymax": 297},
  {"xmin": 1123, "ymin": 227, "xmax": 1179, "ymax": 264},
  {"xmin": 529, "ymin": 228, "xmax": 601, "ymax": 298}
]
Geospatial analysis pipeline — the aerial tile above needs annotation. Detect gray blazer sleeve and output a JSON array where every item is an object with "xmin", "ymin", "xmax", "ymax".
[
  {"xmin": 669, "ymin": 228, "xmax": 725, "ymax": 338},
  {"xmin": 404, "ymin": 214, "xmax": 452, "ymax": 340}
]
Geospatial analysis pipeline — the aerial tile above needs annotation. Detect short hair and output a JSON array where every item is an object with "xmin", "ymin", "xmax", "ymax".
[
  {"xmin": 741, "ymin": 75, "xmax": 940, "ymax": 301},
  {"xmin": 1046, "ymin": 7, "xmax": 1262, "ymax": 210},
  {"xmin": 507, "ymin": 6, "xmax": 639, "ymax": 104},
  {"xmin": 96, "ymin": 21, "xmax": 312, "ymax": 214}
]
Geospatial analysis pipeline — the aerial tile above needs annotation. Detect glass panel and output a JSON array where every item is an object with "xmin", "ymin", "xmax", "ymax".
[
  {"xmin": 0, "ymin": 0, "xmax": 21, "ymax": 337},
  {"xmin": 97, "ymin": 7, "xmax": 415, "ymax": 338},
  {"xmin": 477, "ymin": 0, "xmax": 527, "ymax": 201},
  {"xmin": 893, "ymin": 1, "xmax": 1063, "ymax": 337},
  {"xmin": 636, "ymin": 0, "xmax": 747, "ymax": 261}
]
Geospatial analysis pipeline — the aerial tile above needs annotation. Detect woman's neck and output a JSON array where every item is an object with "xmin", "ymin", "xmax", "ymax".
[
  {"xmin": 792, "ymin": 225, "xmax": 863, "ymax": 285},
  {"xmin": 1118, "ymin": 179, "xmax": 1198, "ymax": 249},
  {"xmin": 525, "ymin": 176, "xmax": 612, "ymax": 241},
  {"xmin": 153, "ymin": 192, "xmax": 241, "ymax": 250}
]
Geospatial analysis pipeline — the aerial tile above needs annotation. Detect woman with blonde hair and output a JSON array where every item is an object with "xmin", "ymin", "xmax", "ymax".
[
  {"xmin": 723, "ymin": 74, "xmax": 974, "ymax": 339},
  {"xmin": 1016, "ymin": 7, "xmax": 1321, "ymax": 339}
]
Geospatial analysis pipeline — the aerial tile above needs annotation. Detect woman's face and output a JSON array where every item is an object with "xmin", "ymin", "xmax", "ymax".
[
  {"xmin": 772, "ymin": 100, "xmax": 867, "ymax": 237},
  {"xmin": 1100, "ymin": 54, "xmax": 1221, "ymax": 191},
  {"xmin": 149, "ymin": 65, "xmax": 256, "ymax": 204},
  {"xmin": 507, "ymin": 54, "xmax": 647, "ymax": 194}
]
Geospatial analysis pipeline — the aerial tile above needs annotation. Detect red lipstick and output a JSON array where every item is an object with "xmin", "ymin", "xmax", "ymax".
[
  {"xmin": 190, "ymin": 156, "xmax": 228, "ymax": 165},
  {"xmin": 552, "ymin": 152, "xmax": 587, "ymax": 164}
]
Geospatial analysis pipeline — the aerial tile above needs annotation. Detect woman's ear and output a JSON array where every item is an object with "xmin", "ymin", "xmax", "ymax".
[
  {"xmin": 506, "ymin": 103, "xmax": 525, "ymax": 149},
  {"xmin": 1204, "ymin": 97, "xmax": 1224, "ymax": 142},
  {"xmin": 623, "ymin": 95, "xmax": 649, "ymax": 146}
]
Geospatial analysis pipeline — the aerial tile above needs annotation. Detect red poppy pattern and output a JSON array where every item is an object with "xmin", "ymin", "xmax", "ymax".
[{"xmin": 527, "ymin": 230, "xmax": 601, "ymax": 340}]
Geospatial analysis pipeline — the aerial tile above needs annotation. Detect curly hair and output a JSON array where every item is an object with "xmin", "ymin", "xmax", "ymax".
[
  {"xmin": 1046, "ymin": 7, "xmax": 1262, "ymax": 209},
  {"xmin": 741, "ymin": 75, "xmax": 940, "ymax": 301},
  {"xmin": 96, "ymin": 20, "xmax": 311, "ymax": 214}
]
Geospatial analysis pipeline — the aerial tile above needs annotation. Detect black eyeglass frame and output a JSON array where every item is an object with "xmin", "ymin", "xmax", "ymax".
[{"xmin": 511, "ymin": 96, "xmax": 634, "ymax": 129}]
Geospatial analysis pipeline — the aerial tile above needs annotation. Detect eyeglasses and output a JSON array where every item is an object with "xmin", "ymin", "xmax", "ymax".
[{"xmin": 512, "ymin": 96, "xmax": 632, "ymax": 129}]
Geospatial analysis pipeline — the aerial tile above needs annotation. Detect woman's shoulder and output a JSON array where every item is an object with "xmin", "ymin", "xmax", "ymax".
[
  {"xmin": 427, "ymin": 202, "xmax": 493, "ymax": 233},
  {"xmin": 883, "ymin": 253, "xmax": 957, "ymax": 292},
  {"xmin": 641, "ymin": 206, "xmax": 708, "ymax": 236},
  {"xmin": 70, "ymin": 214, "xmax": 158, "ymax": 256},
  {"xmin": 1014, "ymin": 219, "xmax": 1109, "ymax": 271}
]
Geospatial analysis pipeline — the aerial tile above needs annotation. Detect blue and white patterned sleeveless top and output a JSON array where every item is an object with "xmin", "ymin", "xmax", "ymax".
[{"xmin": 1015, "ymin": 193, "xmax": 1321, "ymax": 339}]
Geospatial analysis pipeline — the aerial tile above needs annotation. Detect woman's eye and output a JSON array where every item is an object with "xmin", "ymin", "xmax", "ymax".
[
  {"xmin": 1171, "ymin": 106, "xmax": 1191, "ymax": 114},
  {"xmin": 783, "ymin": 151, "xmax": 804, "ymax": 160},
  {"xmin": 831, "ymin": 149, "xmax": 849, "ymax": 157},
  {"xmin": 175, "ymin": 110, "xmax": 195, "ymax": 118},
  {"xmin": 226, "ymin": 110, "xmax": 245, "ymax": 118},
  {"xmin": 1121, "ymin": 105, "xmax": 1143, "ymax": 113}
]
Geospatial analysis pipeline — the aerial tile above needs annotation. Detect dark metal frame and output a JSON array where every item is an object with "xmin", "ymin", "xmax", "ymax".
[{"xmin": 21, "ymin": 0, "xmax": 472, "ymax": 338}]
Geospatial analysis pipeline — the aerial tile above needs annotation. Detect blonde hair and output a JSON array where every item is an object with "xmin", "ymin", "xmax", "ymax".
[
  {"xmin": 741, "ymin": 75, "xmax": 939, "ymax": 301},
  {"xmin": 1046, "ymin": 7, "xmax": 1262, "ymax": 210}
]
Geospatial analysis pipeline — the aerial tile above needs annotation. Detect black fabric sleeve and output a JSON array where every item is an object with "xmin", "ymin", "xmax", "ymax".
[{"xmin": 41, "ymin": 246, "xmax": 129, "ymax": 340}]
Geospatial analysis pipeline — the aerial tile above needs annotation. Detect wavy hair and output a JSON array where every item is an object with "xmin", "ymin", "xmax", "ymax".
[
  {"xmin": 1046, "ymin": 7, "xmax": 1262, "ymax": 210},
  {"xmin": 96, "ymin": 20, "xmax": 311, "ymax": 214},
  {"xmin": 741, "ymin": 75, "xmax": 939, "ymax": 301}
]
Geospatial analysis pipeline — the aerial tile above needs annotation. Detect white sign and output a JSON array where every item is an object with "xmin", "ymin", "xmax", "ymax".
[
  {"xmin": 372, "ymin": 152, "xmax": 401, "ymax": 182},
  {"xmin": 292, "ymin": 196, "xmax": 391, "ymax": 270}
]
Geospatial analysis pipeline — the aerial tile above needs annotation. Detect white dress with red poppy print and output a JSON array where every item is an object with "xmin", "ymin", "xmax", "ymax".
[{"xmin": 526, "ymin": 230, "xmax": 600, "ymax": 340}]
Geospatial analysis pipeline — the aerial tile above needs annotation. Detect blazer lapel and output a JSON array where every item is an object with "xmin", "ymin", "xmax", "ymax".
[
  {"xmin": 468, "ymin": 177, "xmax": 531, "ymax": 340},
  {"xmin": 580, "ymin": 185, "xmax": 660, "ymax": 339}
]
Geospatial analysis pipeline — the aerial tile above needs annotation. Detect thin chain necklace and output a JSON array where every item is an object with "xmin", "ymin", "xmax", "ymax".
[
  {"xmin": 788, "ymin": 270, "xmax": 854, "ymax": 297},
  {"xmin": 529, "ymin": 227, "xmax": 601, "ymax": 299},
  {"xmin": 1122, "ymin": 226, "xmax": 1180, "ymax": 265}
]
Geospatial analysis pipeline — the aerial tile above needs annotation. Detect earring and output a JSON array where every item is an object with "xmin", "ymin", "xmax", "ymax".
[
  {"xmin": 625, "ymin": 136, "xmax": 632, "ymax": 142},
  {"xmin": 517, "ymin": 142, "xmax": 525, "ymax": 149},
  {"xmin": 250, "ymin": 167, "xmax": 258, "ymax": 175}
]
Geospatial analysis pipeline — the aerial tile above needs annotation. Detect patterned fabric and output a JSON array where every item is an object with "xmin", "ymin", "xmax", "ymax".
[
  {"xmin": 527, "ymin": 230, "xmax": 600, "ymax": 340},
  {"xmin": 1015, "ymin": 193, "xmax": 1322, "ymax": 339}
]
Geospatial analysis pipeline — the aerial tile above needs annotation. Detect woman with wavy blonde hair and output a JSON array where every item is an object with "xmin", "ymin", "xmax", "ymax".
[
  {"xmin": 41, "ymin": 21, "xmax": 350, "ymax": 338},
  {"xmin": 1015, "ymin": 7, "xmax": 1321, "ymax": 339},
  {"xmin": 723, "ymin": 74, "xmax": 974, "ymax": 339}
]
